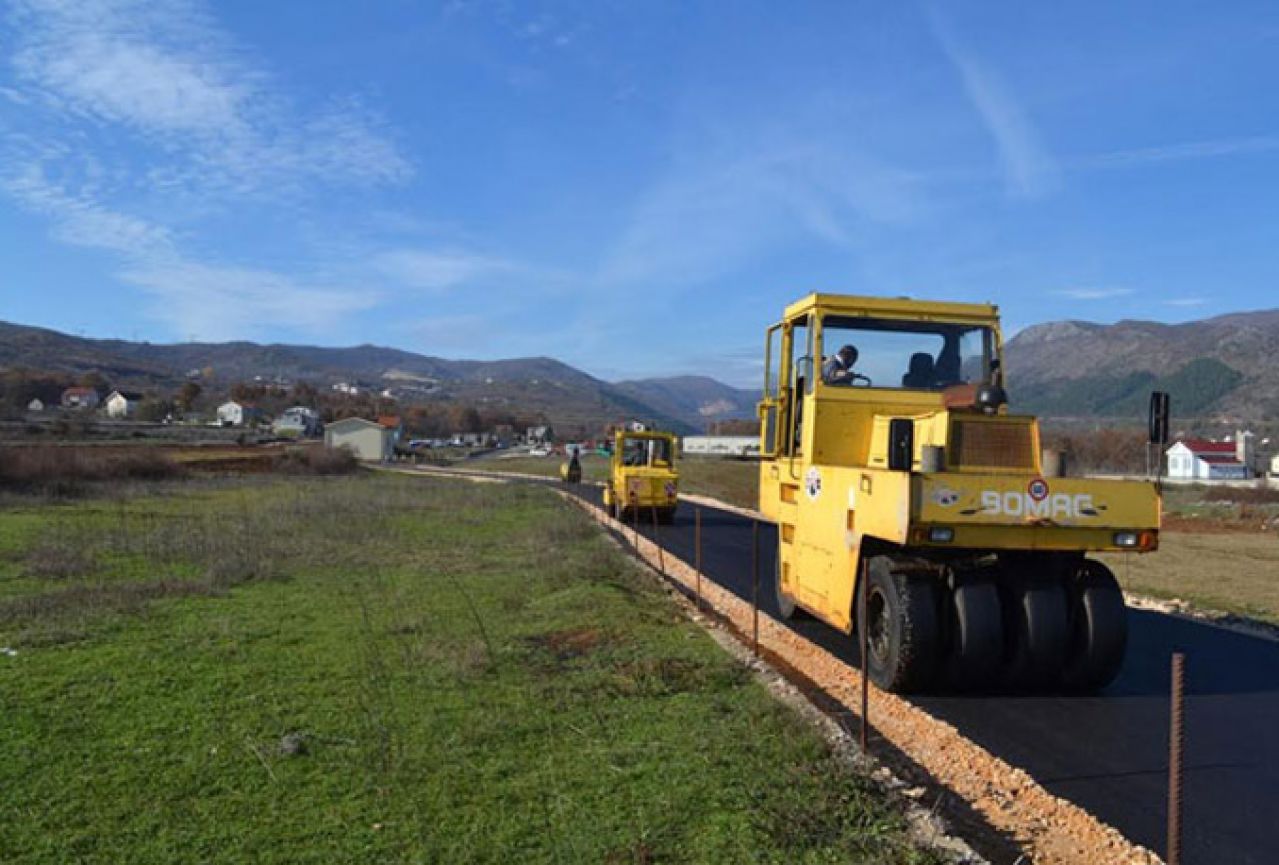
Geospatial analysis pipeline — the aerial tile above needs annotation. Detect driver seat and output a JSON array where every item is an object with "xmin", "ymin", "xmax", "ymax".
[{"xmin": 902, "ymin": 353, "xmax": 935, "ymax": 388}]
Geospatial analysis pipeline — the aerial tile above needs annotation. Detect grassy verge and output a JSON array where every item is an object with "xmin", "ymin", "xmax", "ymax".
[{"xmin": 0, "ymin": 474, "xmax": 933, "ymax": 864}]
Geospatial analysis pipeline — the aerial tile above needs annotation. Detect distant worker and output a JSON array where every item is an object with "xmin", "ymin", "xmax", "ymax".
[{"xmin": 822, "ymin": 344, "xmax": 860, "ymax": 386}]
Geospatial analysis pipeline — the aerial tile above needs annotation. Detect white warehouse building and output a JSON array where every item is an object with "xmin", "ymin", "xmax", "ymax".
[{"xmin": 681, "ymin": 435, "xmax": 759, "ymax": 458}]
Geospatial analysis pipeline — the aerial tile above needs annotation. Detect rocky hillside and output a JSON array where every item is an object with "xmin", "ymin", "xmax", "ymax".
[
  {"xmin": 613, "ymin": 376, "xmax": 756, "ymax": 426},
  {"xmin": 1004, "ymin": 309, "xmax": 1279, "ymax": 421},
  {"xmin": 0, "ymin": 321, "xmax": 748, "ymax": 432}
]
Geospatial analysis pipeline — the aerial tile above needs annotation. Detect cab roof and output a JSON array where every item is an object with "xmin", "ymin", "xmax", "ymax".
[{"xmin": 783, "ymin": 293, "xmax": 1000, "ymax": 325}]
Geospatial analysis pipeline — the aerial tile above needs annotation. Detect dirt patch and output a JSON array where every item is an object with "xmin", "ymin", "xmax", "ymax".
[
  {"xmin": 535, "ymin": 627, "xmax": 607, "ymax": 660},
  {"xmin": 1162, "ymin": 514, "xmax": 1274, "ymax": 534}
]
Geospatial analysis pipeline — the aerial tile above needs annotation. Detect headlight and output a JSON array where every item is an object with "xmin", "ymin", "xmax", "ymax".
[
  {"xmin": 1113, "ymin": 531, "xmax": 1140, "ymax": 548},
  {"xmin": 928, "ymin": 527, "xmax": 955, "ymax": 543}
]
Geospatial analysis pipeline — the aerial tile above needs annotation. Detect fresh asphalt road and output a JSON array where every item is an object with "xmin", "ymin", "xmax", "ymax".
[{"xmin": 557, "ymin": 482, "xmax": 1279, "ymax": 865}]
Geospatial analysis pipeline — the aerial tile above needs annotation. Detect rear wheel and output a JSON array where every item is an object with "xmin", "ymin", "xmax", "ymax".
[
  {"xmin": 944, "ymin": 576, "xmax": 1003, "ymax": 690},
  {"xmin": 1003, "ymin": 581, "xmax": 1069, "ymax": 689},
  {"xmin": 857, "ymin": 556, "xmax": 940, "ymax": 693},
  {"xmin": 1061, "ymin": 560, "xmax": 1128, "ymax": 692}
]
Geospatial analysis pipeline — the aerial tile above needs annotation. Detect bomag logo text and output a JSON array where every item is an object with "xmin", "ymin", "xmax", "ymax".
[{"xmin": 980, "ymin": 491, "xmax": 1096, "ymax": 519}]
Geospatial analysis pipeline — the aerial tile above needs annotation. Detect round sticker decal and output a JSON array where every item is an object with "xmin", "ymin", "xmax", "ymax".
[
  {"xmin": 1027, "ymin": 478, "xmax": 1050, "ymax": 501},
  {"xmin": 804, "ymin": 466, "xmax": 823, "ymax": 501}
]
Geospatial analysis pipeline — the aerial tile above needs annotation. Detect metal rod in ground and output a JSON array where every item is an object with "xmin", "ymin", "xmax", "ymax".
[
  {"xmin": 629, "ymin": 494, "xmax": 639, "ymax": 548},
  {"xmin": 650, "ymin": 506, "xmax": 664, "ymax": 574},
  {"xmin": 1168, "ymin": 652, "xmax": 1186, "ymax": 865},
  {"xmin": 694, "ymin": 507, "xmax": 703, "ymax": 612},
  {"xmin": 751, "ymin": 519, "xmax": 760, "ymax": 657},
  {"xmin": 859, "ymin": 557, "xmax": 870, "ymax": 752}
]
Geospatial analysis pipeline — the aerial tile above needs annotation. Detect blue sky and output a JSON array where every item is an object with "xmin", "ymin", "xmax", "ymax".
[{"xmin": 2, "ymin": 1, "xmax": 1278, "ymax": 387}]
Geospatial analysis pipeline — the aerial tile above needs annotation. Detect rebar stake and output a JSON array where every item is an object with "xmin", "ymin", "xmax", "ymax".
[
  {"xmin": 751, "ymin": 520, "xmax": 760, "ymax": 657},
  {"xmin": 859, "ymin": 557, "xmax": 870, "ymax": 753},
  {"xmin": 694, "ymin": 507, "xmax": 703, "ymax": 612},
  {"xmin": 1168, "ymin": 652, "xmax": 1186, "ymax": 865},
  {"xmin": 650, "ymin": 505, "xmax": 664, "ymax": 575}
]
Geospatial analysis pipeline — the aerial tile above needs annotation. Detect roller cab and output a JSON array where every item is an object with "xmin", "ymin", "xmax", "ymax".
[{"xmin": 602, "ymin": 428, "xmax": 679, "ymax": 524}]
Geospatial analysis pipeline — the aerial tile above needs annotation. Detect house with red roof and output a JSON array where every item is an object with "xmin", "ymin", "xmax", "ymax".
[
  {"xmin": 1166, "ymin": 436, "xmax": 1251, "ymax": 481},
  {"xmin": 60, "ymin": 386, "xmax": 100, "ymax": 410}
]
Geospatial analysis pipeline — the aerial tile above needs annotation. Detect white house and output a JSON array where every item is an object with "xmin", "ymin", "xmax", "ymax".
[
  {"xmin": 104, "ymin": 390, "xmax": 142, "ymax": 419},
  {"xmin": 60, "ymin": 387, "xmax": 100, "ymax": 410},
  {"xmin": 325, "ymin": 417, "xmax": 394, "ymax": 461},
  {"xmin": 272, "ymin": 406, "xmax": 322, "ymax": 437},
  {"xmin": 1270, "ymin": 453, "xmax": 1279, "ymax": 478},
  {"xmin": 526, "ymin": 425, "xmax": 553, "ymax": 444},
  {"xmin": 682, "ymin": 435, "xmax": 759, "ymax": 458},
  {"xmin": 27, "ymin": 398, "xmax": 45, "ymax": 412},
  {"xmin": 217, "ymin": 401, "xmax": 263, "ymax": 427},
  {"xmin": 1166, "ymin": 437, "xmax": 1250, "ymax": 481}
]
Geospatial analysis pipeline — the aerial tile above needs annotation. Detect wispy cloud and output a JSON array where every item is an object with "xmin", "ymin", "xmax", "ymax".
[
  {"xmin": 1052, "ymin": 287, "xmax": 1134, "ymax": 300},
  {"xmin": 0, "ymin": 0, "xmax": 419, "ymax": 340},
  {"xmin": 603, "ymin": 139, "xmax": 926, "ymax": 287},
  {"xmin": 6, "ymin": 0, "xmax": 412, "ymax": 192},
  {"xmin": 373, "ymin": 249, "xmax": 515, "ymax": 293},
  {"xmin": 1165, "ymin": 296, "xmax": 1207, "ymax": 307},
  {"xmin": 929, "ymin": 10, "xmax": 1059, "ymax": 199},
  {"xmin": 1075, "ymin": 135, "xmax": 1279, "ymax": 170}
]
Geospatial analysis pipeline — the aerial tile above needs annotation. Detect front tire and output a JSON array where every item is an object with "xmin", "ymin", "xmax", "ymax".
[
  {"xmin": 857, "ymin": 556, "xmax": 940, "ymax": 693},
  {"xmin": 944, "ymin": 577, "xmax": 1003, "ymax": 690},
  {"xmin": 1061, "ymin": 560, "xmax": 1127, "ymax": 692},
  {"xmin": 1003, "ymin": 581, "xmax": 1069, "ymax": 689}
]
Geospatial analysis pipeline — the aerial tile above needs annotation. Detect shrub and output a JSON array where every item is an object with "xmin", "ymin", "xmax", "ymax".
[{"xmin": 273, "ymin": 446, "xmax": 359, "ymax": 475}]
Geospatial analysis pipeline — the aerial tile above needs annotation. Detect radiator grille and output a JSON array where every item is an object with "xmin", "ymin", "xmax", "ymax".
[{"xmin": 951, "ymin": 420, "xmax": 1036, "ymax": 470}]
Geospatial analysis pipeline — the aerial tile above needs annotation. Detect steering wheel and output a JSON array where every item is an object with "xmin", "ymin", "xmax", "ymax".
[{"xmin": 851, "ymin": 373, "xmax": 872, "ymax": 387}]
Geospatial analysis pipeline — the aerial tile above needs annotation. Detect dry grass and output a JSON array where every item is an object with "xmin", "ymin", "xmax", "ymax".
[
  {"xmin": 1103, "ymin": 530, "xmax": 1279, "ymax": 623},
  {"xmin": 0, "ymin": 446, "xmax": 185, "ymax": 495},
  {"xmin": 271, "ymin": 445, "xmax": 359, "ymax": 475}
]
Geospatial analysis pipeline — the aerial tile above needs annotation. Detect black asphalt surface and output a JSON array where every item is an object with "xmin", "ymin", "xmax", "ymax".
[{"xmin": 555, "ymin": 481, "xmax": 1279, "ymax": 865}]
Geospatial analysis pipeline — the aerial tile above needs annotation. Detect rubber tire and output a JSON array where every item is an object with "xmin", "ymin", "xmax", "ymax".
[
  {"xmin": 857, "ymin": 556, "xmax": 940, "ymax": 693},
  {"xmin": 944, "ymin": 579, "xmax": 1003, "ymax": 691},
  {"xmin": 1061, "ymin": 560, "xmax": 1128, "ymax": 692},
  {"xmin": 1003, "ymin": 582, "xmax": 1069, "ymax": 689}
]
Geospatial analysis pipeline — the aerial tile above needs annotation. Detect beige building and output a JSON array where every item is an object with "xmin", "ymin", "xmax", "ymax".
[{"xmin": 325, "ymin": 417, "xmax": 394, "ymax": 461}]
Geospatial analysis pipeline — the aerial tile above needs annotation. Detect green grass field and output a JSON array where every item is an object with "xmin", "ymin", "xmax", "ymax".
[{"xmin": 0, "ymin": 474, "xmax": 933, "ymax": 864}]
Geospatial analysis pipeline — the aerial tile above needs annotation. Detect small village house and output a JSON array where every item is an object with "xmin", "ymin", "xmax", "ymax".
[
  {"xmin": 104, "ymin": 390, "xmax": 143, "ymax": 419},
  {"xmin": 216, "ymin": 400, "xmax": 263, "ymax": 427},
  {"xmin": 325, "ymin": 417, "xmax": 395, "ymax": 461},
  {"xmin": 1165, "ymin": 433, "xmax": 1253, "ymax": 481},
  {"xmin": 525, "ymin": 425, "xmax": 553, "ymax": 445},
  {"xmin": 377, "ymin": 416, "xmax": 404, "ymax": 450},
  {"xmin": 272, "ymin": 406, "xmax": 322, "ymax": 437},
  {"xmin": 27, "ymin": 398, "xmax": 44, "ymax": 412},
  {"xmin": 60, "ymin": 386, "xmax": 100, "ymax": 410}
]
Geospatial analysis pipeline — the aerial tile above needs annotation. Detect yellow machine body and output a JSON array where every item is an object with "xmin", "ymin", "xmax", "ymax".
[
  {"xmin": 757, "ymin": 293, "xmax": 1161, "ymax": 635},
  {"xmin": 602, "ymin": 429, "xmax": 680, "ymax": 521}
]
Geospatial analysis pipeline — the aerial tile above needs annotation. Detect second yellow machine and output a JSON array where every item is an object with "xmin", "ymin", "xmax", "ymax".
[
  {"xmin": 757, "ymin": 293, "xmax": 1161, "ymax": 693},
  {"xmin": 602, "ymin": 427, "xmax": 680, "ymax": 524}
]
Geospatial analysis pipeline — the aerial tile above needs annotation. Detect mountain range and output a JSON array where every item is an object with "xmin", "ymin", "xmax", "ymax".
[
  {"xmin": 4, "ymin": 305, "xmax": 1276, "ymax": 430},
  {"xmin": 1004, "ymin": 309, "xmax": 1279, "ymax": 421},
  {"xmin": 0, "ymin": 321, "xmax": 756, "ymax": 433}
]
